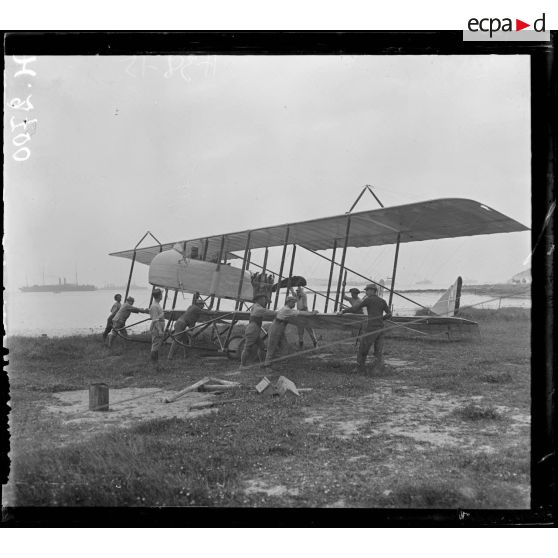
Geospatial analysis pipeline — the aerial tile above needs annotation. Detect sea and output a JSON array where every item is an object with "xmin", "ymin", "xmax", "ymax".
[{"xmin": 4, "ymin": 284, "xmax": 531, "ymax": 338}]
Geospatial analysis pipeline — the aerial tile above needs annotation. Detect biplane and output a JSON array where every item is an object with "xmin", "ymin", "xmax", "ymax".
[{"xmin": 109, "ymin": 194, "xmax": 528, "ymax": 357}]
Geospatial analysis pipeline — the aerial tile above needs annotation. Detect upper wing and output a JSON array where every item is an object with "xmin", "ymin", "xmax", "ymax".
[{"xmin": 110, "ymin": 198, "xmax": 529, "ymax": 265}]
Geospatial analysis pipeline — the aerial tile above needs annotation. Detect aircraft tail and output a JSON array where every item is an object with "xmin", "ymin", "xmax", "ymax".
[{"xmin": 431, "ymin": 276, "xmax": 463, "ymax": 317}]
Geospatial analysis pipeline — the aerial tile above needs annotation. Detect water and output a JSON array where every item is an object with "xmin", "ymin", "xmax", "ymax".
[
  {"xmin": 4, "ymin": 286, "xmax": 530, "ymax": 337},
  {"xmin": 5, "ymin": 288, "xmax": 156, "ymax": 337}
]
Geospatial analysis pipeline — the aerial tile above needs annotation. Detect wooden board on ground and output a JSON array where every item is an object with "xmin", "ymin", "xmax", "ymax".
[{"xmin": 163, "ymin": 377, "xmax": 211, "ymax": 403}]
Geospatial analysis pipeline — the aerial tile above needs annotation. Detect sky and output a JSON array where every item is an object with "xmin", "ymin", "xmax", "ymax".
[{"xmin": 4, "ymin": 54, "xmax": 531, "ymax": 291}]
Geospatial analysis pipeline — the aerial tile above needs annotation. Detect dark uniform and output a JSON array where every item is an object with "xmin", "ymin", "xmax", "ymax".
[
  {"xmin": 342, "ymin": 290, "xmax": 391, "ymax": 371},
  {"xmin": 106, "ymin": 300, "xmax": 145, "ymax": 347},
  {"xmin": 240, "ymin": 301, "xmax": 267, "ymax": 366},
  {"xmin": 168, "ymin": 304, "xmax": 203, "ymax": 360},
  {"xmin": 103, "ymin": 298, "xmax": 121, "ymax": 339}
]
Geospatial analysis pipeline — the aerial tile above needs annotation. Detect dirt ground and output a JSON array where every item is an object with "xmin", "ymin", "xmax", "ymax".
[
  {"xmin": 30, "ymin": 357, "xmax": 525, "ymax": 451},
  {"xmin": 236, "ymin": 356, "xmax": 530, "ymax": 506},
  {"xmin": 43, "ymin": 388, "xmax": 217, "ymax": 443},
  {"xmin": 9, "ymin": 355, "xmax": 529, "ymax": 508},
  {"xmin": 5, "ymin": 311, "xmax": 531, "ymax": 510}
]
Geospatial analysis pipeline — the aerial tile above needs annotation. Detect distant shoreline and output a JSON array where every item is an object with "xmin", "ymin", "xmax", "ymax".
[
  {"xmin": 399, "ymin": 283, "xmax": 530, "ymax": 297},
  {"xmin": 311, "ymin": 283, "xmax": 531, "ymax": 297},
  {"xmin": 97, "ymin": 286, "xmax": 149, "ymax": 291}
]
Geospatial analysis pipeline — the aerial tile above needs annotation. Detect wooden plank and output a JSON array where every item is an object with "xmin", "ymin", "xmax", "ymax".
[
  {"xmin": 209, "ymin": 377, "xmax": 241, "ymax": 386},
  {"xmin": 163, "ymin": 377, "xmax": 211, "ymax": 403},
  {"xmin": 201, "ymin": 384, "xmax": 239, "ymax": 392}
]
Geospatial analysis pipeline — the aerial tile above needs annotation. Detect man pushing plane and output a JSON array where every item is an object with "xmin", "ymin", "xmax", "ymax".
[{"xmin": 340, "ymin": 284, "xmax": 391, "ymax": 375}]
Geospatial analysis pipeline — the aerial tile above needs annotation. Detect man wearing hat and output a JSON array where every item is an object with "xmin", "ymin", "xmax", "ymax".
[
  {"xmin": 106, "ymin": 295, "xmax": 148, "ymax": 348},
  {"xmin": 340, "ymin": 283, "xmax": 391, "ymax": 374},
  {"xmin": 264, "ymin": 295, "xmax": 317, "ymax": 368},
  {"xmin": 102, "ymin": 293, "xmax": 122, "ymax": 340},
  {"xmin": 149, "ymin": 288, "xmax": 166, "ymax": 367},
  {"xmin": 240, "ymin": 293, "xmax": 269, "ymax": 367},
  {"xmin": 343, "ymin": 287, "xmax": 364, "ymax": 340},
  {"xmin": 343, "ymin": 288, "xmax": 364, "ymax": 313},
  {"xmin": 167, "ymin": 297, "xmax": 205, "ymax": 360}
]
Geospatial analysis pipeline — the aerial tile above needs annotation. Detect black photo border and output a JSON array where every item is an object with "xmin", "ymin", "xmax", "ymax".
[{"xmin": 1, "ymin": 30, "xmax": 556, "ymax": 527}]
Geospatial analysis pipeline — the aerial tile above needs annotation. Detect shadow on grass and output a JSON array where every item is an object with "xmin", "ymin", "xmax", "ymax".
[
  {"xmin": 480, "ymin": 371, "xmax": 513, "ymax": 384},
  {"xmin": 453, "ymin": 403, "xmax": 502, "ymax": 421}
]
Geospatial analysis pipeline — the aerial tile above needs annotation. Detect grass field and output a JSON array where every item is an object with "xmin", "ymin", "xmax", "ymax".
[{"xmin": 5, "ymin": 307, "xmax": 530, "ymax": 509}]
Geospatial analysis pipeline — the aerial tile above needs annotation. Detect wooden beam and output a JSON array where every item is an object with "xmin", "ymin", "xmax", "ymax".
[
  {"xmin": 334, "ymin": 216, "xmax": 351, "ymax": 312},
  {"xmin": 163, "ymin": 377, "xmax": 211, "ymax": 403},
  {"xmin": 340, "ymin": 270, "xmax": 348, "ymax": 310},
  {"xmin": 235, "ymin": 231, "xmax": 251, "ymax": 310},
  {"xmin": 388, "ymin": 233, "xmax": 401, "ymax": 309},
  {"xmin": 215, "ymin": 235, "xmax": 226, "ymax": 311},
  {"xmin": 202, "ymin": 238, "xmax": 209, "ymax": 261},
  {"xmin": 274, "ymin": 227, "xmax": 290, "ymax": 310},
  {"xmin": 324, "ymin": 239, "xmax": 337, "ymax": 313},
  {"xmin": 124, "ymin": 250, "xmax": 137, "ymax": 300},
  {"xmin": 285, "ymin": 244, "xmax": 297, "ymax": 302}
]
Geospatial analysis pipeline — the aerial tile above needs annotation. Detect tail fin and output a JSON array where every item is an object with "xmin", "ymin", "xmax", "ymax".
[{"xmin": 431, "ymin": 276, "xmax": 462, "ymax": 317}]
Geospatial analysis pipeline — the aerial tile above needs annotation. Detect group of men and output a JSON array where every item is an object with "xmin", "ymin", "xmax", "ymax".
[
  {"xmin": 340, "ymin": 284, "xmax": 392, "ymax": 374},
  {"xmin": 102, "ymin": 290, "xmax": 205, "ymax": 369},
  {"xmin": 240, "ymin": 288, "xmax": 319, "ymax": 370},
  {"xmin": 239, "ymin": 283, "xmax": 390, "ymax": 374},
  {"xmin": 102, "ymin": 281, "xmax": 391, "ymax": 375},
  {"xmin": 103, "ymin": 294, "xmax": 148, "ymax": 348}
]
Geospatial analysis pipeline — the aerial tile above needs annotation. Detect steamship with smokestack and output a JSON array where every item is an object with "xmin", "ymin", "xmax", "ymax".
[{"xmin": 20, "ymin": 273, "xmax": 96, "ymax": 293}]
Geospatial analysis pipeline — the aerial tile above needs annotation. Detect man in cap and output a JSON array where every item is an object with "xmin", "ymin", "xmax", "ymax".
[
  {"xmin": 240, "ymin": 293, "xmax": 269, "ymax": 368},
  {"xmin": 102, "ymin": 293, "xmax": 122, "ymax": 340},
  {"xmin": 168, "ymin": 297, "xmax": 205, "ymax": 360},
  {"xmin": 340, "ymin": 284, "xmax": 391, "ymax": 374},
  {"xmin": 294, "ymin": 285, "xmax": 318, "ymax": 349},
  {"xmin": 343, "ymin": 288, "xmax": 364, "ymax": 313},
  {"xmin": 264, "ymin": 296, "xmax": 318, "ymax": 368},
  {"xmin": 342, "ymin": 287, "xmax": 365, "ymax": 341},
  {"xmin": 106, "ymin": 296, "xmax": 148, "ymax": 348}
]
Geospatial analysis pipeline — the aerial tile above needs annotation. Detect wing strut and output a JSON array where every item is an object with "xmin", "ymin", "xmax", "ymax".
[
  {"xmin": 388, "ymin": 232, "xmax": 401, "ymax": 310},
  {"xmin": 125, "ymin": 231, "xmax": 162, "ymax": 300},
  {"xmin": 301, "ymin": 245, "xmax": 430, "ymax": 311},
  {"xmin": 324, "ymin": 239, "xmax": 337, "ymax": 313},
  {"xmin": 234, "ymin": 231, "xmax": 251, "ymax": 310},
  {"xmin": 274, "ymin": 227, "xmax": 290, "ymax": 310},
  {"xmin": 285, "ymin": 244, "xmax": 297, "ymax": 302},
  {"xmin": 334, "ymin": 216, "xmax": 352, "ymax": 312},
  {"xmin": 347, "ymin": 184, "xmax": 385, "ymax": 213}
]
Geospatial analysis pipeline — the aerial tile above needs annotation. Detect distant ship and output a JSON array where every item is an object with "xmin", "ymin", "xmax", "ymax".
[
  {"xmin": 20, "ymin": 277, "xmax": 96, "ymax": 293},
  {"xmin": 416, "ymin": 279, "xmax": 433, "ymax": 285}
]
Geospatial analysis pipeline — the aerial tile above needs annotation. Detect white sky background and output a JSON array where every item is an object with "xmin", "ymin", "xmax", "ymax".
[{"xmin": 4, "ymin": 54, "xmax": 531, "ymax": 290}]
